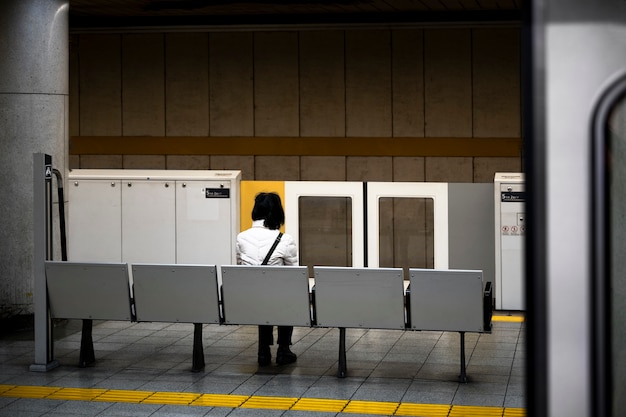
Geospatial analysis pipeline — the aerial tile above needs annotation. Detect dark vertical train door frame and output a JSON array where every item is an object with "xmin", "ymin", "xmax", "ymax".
[
  {"xmin": 593, "ymin": 76, "xmax": 626, "ymax": 417},
  {"xmin": 527, "ymin": 1, "xmax": 626, "ymax": 416}
]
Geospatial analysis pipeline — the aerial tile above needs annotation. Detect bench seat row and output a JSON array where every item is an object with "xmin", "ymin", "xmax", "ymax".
[{"xmin": 44, "ymin": 262, "xmax": 492, "ymax": 381}]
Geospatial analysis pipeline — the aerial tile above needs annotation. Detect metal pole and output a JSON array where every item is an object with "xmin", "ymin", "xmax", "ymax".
[
  {"xmin": 338, "ymin": 327, "xmax": 347, "ymax": 378},
  {"xmin": 458, "ymin": 331, "xmax": 467, "ymax": 383},
  {"xmin": 30, "ymin": 153, "xmax": 59, "ymax": 372},
  {"xmin": 52, "ymin": 169, "xmax": 67, "ymax": 262}
]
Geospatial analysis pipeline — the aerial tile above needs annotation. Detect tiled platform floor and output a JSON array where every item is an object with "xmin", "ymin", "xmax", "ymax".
[{"xmin": 0, "ymin": 316, "xmax": 525, "ymax": 416}]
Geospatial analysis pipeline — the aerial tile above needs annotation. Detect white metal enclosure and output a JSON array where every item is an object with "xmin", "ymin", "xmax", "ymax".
[
  {"xmin": 67, "ymin": 170, "xmax": 241, "ymax": 267},
  {"xmin": 494, "ymin": 173, "xmax": 525, "ymax": 310}
]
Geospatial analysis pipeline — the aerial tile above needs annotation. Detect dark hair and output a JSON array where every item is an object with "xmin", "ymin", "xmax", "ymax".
[{"xmin": 251, "ymin": 192, "xmax": 285, "ymax": 230}]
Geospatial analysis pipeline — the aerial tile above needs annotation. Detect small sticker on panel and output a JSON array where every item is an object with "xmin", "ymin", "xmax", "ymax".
[
  {"xmin": 205, "ymin": 188, "xmax": 230, "ymax": 198},
  {"xmin": 501, "ymin": 191, "xmax": 525, "ymax": 202}
]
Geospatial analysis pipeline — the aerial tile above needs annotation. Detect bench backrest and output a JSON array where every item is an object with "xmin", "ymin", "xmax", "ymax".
[
  {"xmin": 313, "ymin": 266, "xmax": 405, "ymax": 330},
  {"xmin": 45, "ymin": 261, "xmax": 133, "ymax": 321},
  {"xmin": 220, "ymin": 265, "xmax": 311, "ymax": 327},
  {"xmin": 132, "ymin": 264, "xmax": 220, "ymax": 324},
  {"xmin": 45, "ymin": 261, "xmax": 489, "ymax": 333},
  {"xmin": 409, "ymin": 268, "xmax": 485, "ymax": 332}
]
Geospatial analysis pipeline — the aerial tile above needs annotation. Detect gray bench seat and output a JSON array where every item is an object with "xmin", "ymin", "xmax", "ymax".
[{"xmin": 44, "ymin": 261, "xmax": 492, "ymax": 381}]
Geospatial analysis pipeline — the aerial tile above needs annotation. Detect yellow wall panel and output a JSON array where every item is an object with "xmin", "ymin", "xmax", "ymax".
[{"xmin": 240, "ymin": 181, "xmax": 286, "ymax": 232}]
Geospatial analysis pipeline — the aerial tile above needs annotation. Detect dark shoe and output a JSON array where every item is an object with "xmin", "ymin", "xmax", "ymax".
[
  {"xmin": 276, "ymin": 346, "xmax": 297, "ymax": 365},
  {"xmin": 258, "ymin": 346, "xmax": 271, "ymax": 366}
]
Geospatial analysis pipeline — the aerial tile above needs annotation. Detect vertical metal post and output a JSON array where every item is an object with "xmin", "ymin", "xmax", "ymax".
[
  {"xmin": 337, "ymin": 327, "xmax": 347, "ymax": 378},
  {"xmin": 458, "ymin": 331, "xmax": 468, "ymax": 383},
  {"xmin": 192, "ymin": 323, "xmax": 205, "ymax": 372},
  {"xmin": 30, "ymin": 153, "xmax": 59, "ymax": 372}
]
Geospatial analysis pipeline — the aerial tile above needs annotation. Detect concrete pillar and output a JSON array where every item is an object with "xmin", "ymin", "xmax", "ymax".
[{"xmin": 0, "ymin": 0, "xmax": 68, "ymax": 318}]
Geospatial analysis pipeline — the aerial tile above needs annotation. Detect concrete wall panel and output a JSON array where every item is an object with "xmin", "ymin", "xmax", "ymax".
[
  {"xmin": 424, "ymin": 30, "xmax": 472, "ymax": 137},
  {"xmin": 166, "ymin": 155, "xmax": 210, "ymax": 170},
  {"xmin": 70, "ymin": 28, "xmax": 522, "ymax": 183},
  {"xmin": 301, "ymin": 156, "xmax": 346, "ymax": 180},
  {"xmin": 210, "ymin": 155, "xmax": 255, "ymax": 180},
  {"xmin": 122, "ymin": 34, "xmax": 165, "ymax": 136},
  {"xmin": 473, "ymin": 156, "xmax": 522, "ymax": 182},
  {"xmin": 123, "ymin": 155, "xmax": 166, "ymax": 169},
  {"xmin": 255, "ymin": 156, "xmax": 300, "ymax": 180},
  {"xmin": 392, "ymin": 30, "xmax": 425, "ymax": 137},
  {"xmin": 69, "ymin": 35, "xmax": 80, "ymax": 137},
  {"xmin": 346, "ymin": 30, "xmax": 392, "ymax": 137},
  {"xmin": 473, "ymin": 28, "xmax": 521, "ymax": 137},
  {"xmin": 254, "ymin": 32, "xmax": 299, "ymax": 136},
  {"xmin": 165, "ymin": 33, "xmax": 209, "ymax": 136},
  {"xmin": 346, "ymin": 156, "xmax": 393, "ymax": 181},
  {"xmin": 209, "ymin": 33, "xmax": 254, "ymax": 136},
  {"xmin": 79, "ymin": 34, "xmax": 122, "ymax": 136},
  {"xmin": 425, "ymin": 156, "xmax": 473, "ymax": 182},
  {"xmin": 79, "ymin": 155, "xmax": 123, "ymax": 169},
  {"xmin": 393, "ymin": 157, "xmax": 425, "ymax": 181},
  {"xmin": 299, "ymin": 31, "xmax": 346, "ymax": 137}
]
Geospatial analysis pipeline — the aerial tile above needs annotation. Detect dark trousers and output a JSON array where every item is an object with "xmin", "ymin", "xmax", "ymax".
[{"xmin": 258, "ymin": 325, "xmax": 293, "ymax": 347}]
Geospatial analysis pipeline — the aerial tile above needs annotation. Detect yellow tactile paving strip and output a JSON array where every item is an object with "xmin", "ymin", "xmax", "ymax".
[
  {"xmin": 0, "ymin": 384, "xmax": 526, "ymax": 416},
  {"xmin": 492, "ymin": 315, "xmax": 524, "ymax": 323}
]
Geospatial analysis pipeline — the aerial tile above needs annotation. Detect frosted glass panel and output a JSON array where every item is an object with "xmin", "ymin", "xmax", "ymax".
[
  {"xmin": 298, "ymin": 197, "xmax": 352, "ymax": 270},
  {"xmin": 378, "ymin": 197, "xmax": 434, "ymax": 271}
]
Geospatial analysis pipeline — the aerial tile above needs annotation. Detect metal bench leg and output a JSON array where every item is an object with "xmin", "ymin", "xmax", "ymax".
[
  {"xmin": 459, "ymin": 331, "xmax": 468, "ymax": 383},
  {"xmin": 79, "ymin": 319, "xmax": 95, "ymax": 368},
  {"xmin": 338, "ymin": 327, "xmax": 347, "ymax": 378},
  {"xmin": 192, "ymin": 323, "xmax": 205, "ymax": 372}
]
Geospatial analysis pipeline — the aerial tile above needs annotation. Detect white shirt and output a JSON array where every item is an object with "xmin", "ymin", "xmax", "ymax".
[{"xmin": 236, "ymin": 220, "xmax": 298, "ymax": 266}]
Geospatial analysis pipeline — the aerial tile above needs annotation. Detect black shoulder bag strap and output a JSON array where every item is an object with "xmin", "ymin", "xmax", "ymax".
[{"xmin": 261, "ymin": 232, "xmax": 283, "ymax": 265}]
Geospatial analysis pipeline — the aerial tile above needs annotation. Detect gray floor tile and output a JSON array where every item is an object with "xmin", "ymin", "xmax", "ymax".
[
  {"xmin": 0, "ymin": 398, "xmax": 61, "ymax": 413},
  {"xmin": 227, "ymin": 408, "xmax": 285, "ymax": 417},
  {"xmin": 504, "ymin": 395, "xmax": 526, "ymax": 408},
  {"xmin": 95, "ymin": 378, "xmax": 149, "ymax": 390},
  {"xmin": 456, "ymin": 381, "xmax": 508, "ymax": 396},
  {"xmin": 0, "ymin": 410, "xmax": 45, "ymax": 417},
  {"xmin": 451, "ymin": 392, "xmax": 505, "ymax": 407},
  {"xmin": 150, "ymin": 404, "xmax": 213, "ymax": 416},
  {"xmin": 48, "ymin": 399, "xmax": 111, "ymax": 414},
  {"xmin": 401, "ymin": 389, "xmax": 456, "ymax": 404},
  {"xmin": 93, "ymin": 402, "xmax": 161, "ymax": 416},
  {"xmin": 282, "ymin": 411, "xmax": 337, "ymax": 417},
  {"xmin": 138, "ymin": 380, "xmax": 195, "ymax": 392},
  {"xmin": 0, "ymin": 319, "xmax": 526, "ymax": 416}
]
